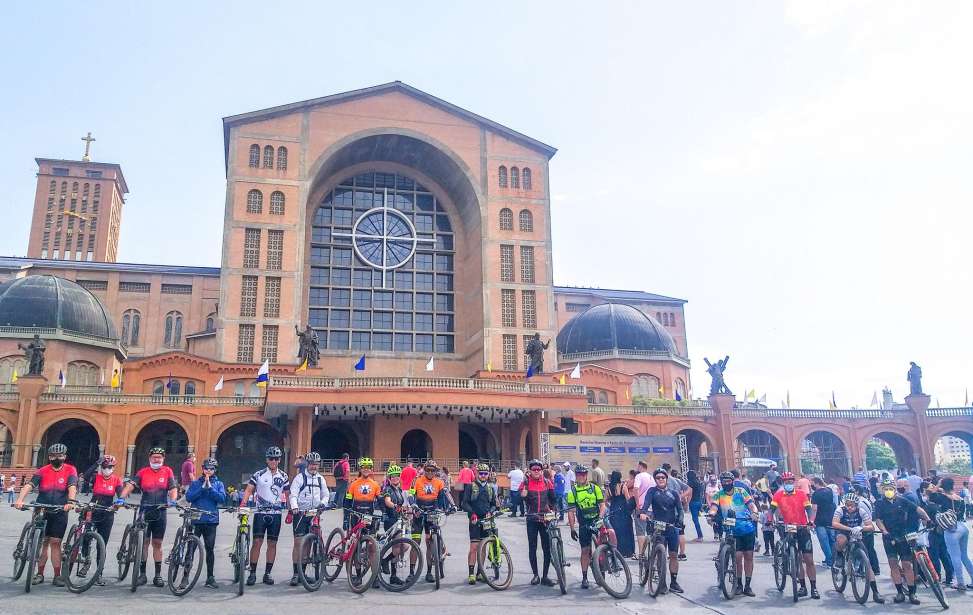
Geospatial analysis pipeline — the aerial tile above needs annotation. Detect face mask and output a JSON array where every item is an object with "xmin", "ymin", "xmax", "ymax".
[
  {"xmin": 51, "ymin": 458, "xmax": 64, "ymax": 469},
  {"xmin": 721, "ymin": 482, "xmax": 733, "ymax": 492},
  {"xmin": 884, "ymin": 489, "xmax": 895, "ymax": 499},
  {"xmin": 897, "ymin": 487, "xmax": 907, "ymax": 494},
  {"xmin": 100, "ymin": 467, "xmax": 114, "ymax": 477},
  {"xmin": 149, "ymin": 461, "xmax": 163, "ymax": 470},
  {"xmin": 783, "ymin": 484, "xmax": 795, "ymax": 493}
]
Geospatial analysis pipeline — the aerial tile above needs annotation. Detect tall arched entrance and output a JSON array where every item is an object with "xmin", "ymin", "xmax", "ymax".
[
  {"xmin": 401, "ymin": 429, "xmax": 433, "ymax": 461},
  {"xmin": 868, "ymin": 432, "xmax": 916, "ymax": 472},
  {"xmin": 311, "ymin": 422, "xmax": 363, "ymax": 462},
  {"xmin": 677, "ymin": 429, "xmax": 714, "ymax": 474},
  {"xmin": 216, "ymin": 421, "xmax": 284, "ymax": 487},
  {"xmin": 458, "ymin": 424, "xmax": 499, "ymax": 463},
  {"xmin": 800, "ymin": 431, "xmax": 850, "ymax": 481},
  {"xmin": 38, "ymin": 418, "xmax": 100, "ymax": 471},
  {"xmin": 933, "ymin": 430, "xmax": 973, "ymax": 475},
  {"xmin": 735, "ymin": 429, "xmax": 784, "ymax": 479},
  {"xmin": 0, "ymin": 421, "xmax": 13, "ymax": 466},
  {"xmin": 134, "ymin": 420, "xmax": 189, "ymax": 471}
]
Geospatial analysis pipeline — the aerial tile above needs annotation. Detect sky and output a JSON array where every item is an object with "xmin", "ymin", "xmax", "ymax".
[{"xmin": 1, "ymin": 2, "xmax": 970, "ymax": 408}]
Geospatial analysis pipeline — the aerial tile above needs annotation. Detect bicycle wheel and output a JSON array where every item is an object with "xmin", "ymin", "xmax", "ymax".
[
  {"xmin": 65, "ymin": 530, "xmax": 106, "ymax": 593},
  {"xmin": 718, "ymin": 544, "xmax": 735, "ymax": 600},
  {"xmin": 298, "ymin": 532, "xmax": 326, "ymax": 591},
  {"xmin": 773, "ymin": 540, "xmax": 786, "ymax": 591},
  {"xmin": 476, "ymin": 535, "xmax": 514, "ymax": 590},
  {"xmin": 849, "ymin": 546, "xmax": 870, "ymax": 605},
  {"xmin": 24, "ymin": 527, "xmax": 40, "ymax": 594},
  {"xmin": 167, "ymin": 533, "xmax": 204, "ymax": 596},
  {"xmin": 322, "ymin": 527, "xmax": 344, "ymax": 582},
  {"xmin": 591, "ymin": 543, "xmax": 631, "ymax": 599},
  {"xmin": 789, "ymin": 545, "xmax": 800, "ymax": 603},
  {"xmin": 831, "ymin": 551, "xmax": 847, "ymax": 593},
  {"xmin": 638, "ymin": 538, "xmax": 650, "ymax": 587},
  {"xmin": 377, "ymin": 536, "xmax": 423, "ymax": 592},
  {"xmin": 129, "ymin": 527, "xmax": 144, "ymax": 592},
  {"xmin": 430, "ymin": 532, "xmax": 442, "ymax": 590},
  {"xmin": 12, "ymin": 521, "xmax": 31, "ymax": 581},
  {"xmin": 236, "ymin": 531, "xmax": 249, "ymax": 596},
  {"xmin": 347, "ymin": 534, "xmax": 378, "ymax": 594},
  {"xmin": 649, "ymin": 543, "xmax": 668, "ymax": 598},
  {"xmin": 917, "ymin": 552, "xmax": 948, "ymax": 610},
  {"xmin": 549, "ymin": 531, "xmax": 566, "ymax": 595},
  {"xmin": 115, "ymin": 524, "xmax": 132, "ymax": 582}
]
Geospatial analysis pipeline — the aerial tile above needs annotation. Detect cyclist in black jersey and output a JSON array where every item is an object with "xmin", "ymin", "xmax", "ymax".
[
  {"xmin": 639, "ymin": 468, "xmax": 684, "ymax": 593},
  {"xmin": 832, "ymin": 493, "xmax": 885, "ymax": 603}
]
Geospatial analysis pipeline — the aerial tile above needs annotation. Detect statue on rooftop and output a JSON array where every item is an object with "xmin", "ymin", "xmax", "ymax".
[
  {"xmin": 526, "ymin": 333, "xmax": 550, "ymax": 375},
  {"xmin": 295, "ymin": 324, "xmax": 320, "ymax": 368},
  {"xmin": 907, "ymin": 361, "xmax": 923, "ymax": 395},
  {"xmin": 18, "ymin": 334, "xmax": 46, "ymax": 376},
  {"xmin": 704, "ymin": 355, "xmax": 732, "ymax": 396}
]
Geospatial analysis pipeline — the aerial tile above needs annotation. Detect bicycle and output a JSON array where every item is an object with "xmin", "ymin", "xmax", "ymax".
[
  {"xmin": 114, "ymin": 503, "xmax": 166, "ymax": 592},
  {"xmin": 375, "ymin": 506, "xmax": 424, "ymax": 592},
  {"xmin": 588, "ymin": 516, "xmax": 632, "ymax": 599},
  {"xmin": 902, "ymin": 527, "xmax": 948, "ymax": 610},
  {"xmin": 223, "ymin": 506, "xmax": 254, "ymax": 596},
  {"xmin": 543, "ymin": 511, "xmax": 568, "ymax": 595},
  {"xmin": 165, "ymin": 503, "xmax": 207, "ymax": 596},
  {"xmin": 410, "ymin": 507, "xmax": 449, "ymax": 590},
  {"xmin": 12, "ymin": 503, "xmax": 65, "ymax": 593},
  {"xmin": 713, "ymin": 515, "xmax": 738, "ymax": 600},
  {"xmin": 316, "ymin": 507, "xmax": 380, "ymax": 593},
  {"xmin": 831, "ymin": 529, "xmax": 873, "ymax": 605},
  {"xmin": 476, "ymin": 509, "xmax": 513, "ymax": 590},
  {"xmin": 639, "ymin": 519, "xmax": 675, "ymax": 597},
  {"xmin": 61, "ymin": 499, "xmax": 112, "ymax": 593},
  {"xmin": 771, "ymin": 522, "xmax": 804, "ymax": 603}
]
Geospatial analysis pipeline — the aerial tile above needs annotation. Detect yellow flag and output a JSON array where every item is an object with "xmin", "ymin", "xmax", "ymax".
[
  {"xmin": 11, "ymin": 368, "xmax": 17, "ymax": 384},
  {"xmin": 658, "ymin": 385, "xmax": 664, "ymax": 396},
  {"xmin": 487, "ymin": 360, "xmax": 493, "ymax": 372},
  {"xmin": 559, "ymin": 374, "xmax": 566, "ymax": 385},
  {"xmin": 110, "ymin": 369, "xmax": 120, "ymax": 388},
  {"xmin": 296, "ymin": 358, "xmax": 308, "ymax": 372},
  {"xmin": 626, "ymin": 388, "xmax": 631, "ymax": 400}
]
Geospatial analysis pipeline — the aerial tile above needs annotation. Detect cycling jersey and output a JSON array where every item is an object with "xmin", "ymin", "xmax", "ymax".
[
  {"xmin": 567, "ymin": 483, "xmax": 604, "ymax": 522},
  {"xmin": 248, "ymin": 467, "xmax": 289, "ymax": 513},
  {"xmin": 288, "ymin": 470, "xmax": 329, "ymax": 511},
  {"xmin": 345, "ymin": 476, "xmax": 382, "ymax": 512},
  {"xmin": 411, "ymin": 475, "xmax": 446, "ymax": 509},
  {"xmin": 462, "ymin": 480, "xmax": 496, "ymax": 518},
  {"xmin": 90, "ymin": 473, "xmax": 123, "ymax": 508},
  {"xmin": 771, "ymin": 489, "xmax": 812, "ymax": 525},
  {"xmin": 874, "ymin": 495, "xmax": 920, "ymax": 537},
  {"xmin": 521, "ymin": 477, "xmax": 556, "ymax": 516},
  {"xmin": 128, "ymin": 465, "xmax": 177, "ymax": 507},
  {"xmin": 642, "ymin": 485, "xmax": 683, "ymax": 524},
  {"xmin": 710, "ymin": 487, "xmax": 755, "ymax": 520},
  {"xmin": 833, "ymin": 505, "xmax": 871, "ymax": 529},
  {"xmin": 31, "ymin": 464, "xmax": 78, "ymax": 506}
]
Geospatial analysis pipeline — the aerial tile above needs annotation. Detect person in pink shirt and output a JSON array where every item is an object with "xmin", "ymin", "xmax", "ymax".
[
  {"xmin": 399, "ymin": 460, "xmax": 418, "ymax": 491},
  {"xmin": 456, "ymin": 460, "xmax": 474, "ymax": 504},
  {"xmin": 796, "ymin": 474, "xmax": 812, "ymax": 495},
  {"xmin": 632, "ymin": 461, "xmax": 653, "ymax": 556}
]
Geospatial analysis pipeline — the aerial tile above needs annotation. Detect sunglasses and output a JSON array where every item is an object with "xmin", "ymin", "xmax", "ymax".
[
  {"xmin": 530, "ymin": 467, "xmax": 543, "ymax": 471},
  {"xmin": 478, "ymin": 471, "xmax": 490, "ymax": 476}
]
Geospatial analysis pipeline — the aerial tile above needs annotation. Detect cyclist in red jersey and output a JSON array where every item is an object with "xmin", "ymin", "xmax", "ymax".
[
  {"xmin": 521, "ymin": 459, "xmax": 558, "ymax": 587},
  {"xmin": 770, "ymin": 472, "xmax": 819, "ymax": 599},
  {"xmin": 119, "ymin": 446, "xmax": 178, "ymax": 587},
  {"xmin": 84, "ymin": 454, "xmax": 123, "ymax": 585},
  {"xmin": 14, "ymin": 443, "xmax": 77, "ymax": 586}
]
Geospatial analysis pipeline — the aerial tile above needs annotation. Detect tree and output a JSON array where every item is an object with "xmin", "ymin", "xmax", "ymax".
[
  {"xmin": 866, "ymin": 440, "xmax": 897, "ymax": 471},
  {"xmin": 801, "ymin": 458, "xmax": 823, "ymax": 476},
  {"xmin": 937, "ymin": 459, "xmax": 973, "ymax": 476}
]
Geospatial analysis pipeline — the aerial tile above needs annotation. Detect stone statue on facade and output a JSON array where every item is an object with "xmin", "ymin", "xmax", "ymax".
[
  {"xmin": 907, "ymin": 361, "xmax": 923, "ymax": 395},
  {"xmin": 17, "ymin": 334, "xmax": 46, "ymax": 376},
  {"xmin": 525, "ymin": 333, "xmax": 550, "ymax": 374},
  {"xmin": 704, "ymin": 355, "xmax": 732, "ymax": 396},
  {"xmin": 295, "ymin": 324, "xmax": 320, "ymax": 368}
]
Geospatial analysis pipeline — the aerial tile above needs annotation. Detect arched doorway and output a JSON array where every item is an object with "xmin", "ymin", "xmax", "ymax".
[
  {"xmin": 311, "ymin": 423, "xmax": 362, "ymax": 462},
  {"xmin": 933, "ymin": 431, "xmax": 973, "ymax": 475},
  {"xmin": 401, "ymin": 429, "xmax": 433, "ymax": 461},
  {"xmin": 524, "ymin": 430, "xmax": 534, "ymax": 460},
  {"xmin": 0, "ymin": 421, "xmax": 13, "ymax": 466},
  {"xmin": 217, "ymin": 421, "xmax": 284, "ymax": 487},
  {"xmin": 868, "ymin": 432, "xmax": 916, "ymax": 473},
  {"xmin": 134, "ymin": 420, "xmax": 189, "ymax": 471},
  {"xmin": 606, "ymin": 427, "xmax": 636, "ymax": 435},
  {"xmin": 38, "ymin": 418, "xmax": 100, "ymax": 471},
  {"xmin": 677, "ymin": 429, "xmax": 714, "ymax": 474},
  {"xmin": 458, "ymin": 424, "xmax": 499, "ymax": 463},
  {"xmin": 800, "ymin": 431, "xmax": 850, "ymax": 481},
  {"xmin": 735, "ymin": 429, "xmax": 784, "ymax": 479}
]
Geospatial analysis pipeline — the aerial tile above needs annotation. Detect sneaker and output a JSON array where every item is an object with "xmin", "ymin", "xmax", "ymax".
[
  {"xmin": 872, "ymin": 591, "xmax": 885, "ymax": 604},
  {"xmin": 246, "ymin": 572, "xmax": 257, "ymax": 586},
  {"xmin": 797, "ymin": 585, "xmax": 808, "ymax": 597},
  {"xmin": 810, "ymin": 588, "xmax": 820, "ymax": 599},
  {"xmin": 908, "ymin": 593, "xmax": 920, "ymax": 605},
  {"xmin": 94, "ymin": 577, "xmax": 106, "ymax": 587},
  {"xmin": 425, "ymin": 572, "xmax": 435, "ymax": 583},
  {"xmin": 541, "ymin": 577, "xmax": 556, "ymax": 587},
  {"xmin": 677, "ymin": 553, "xmax": 688, "ymax": 561},
  {"xmin": 467, "ymin": 574, "xmax": 476, "ymax": 585},
  {"xmin": 289, "ymin": 574, "xmax": 300, "ymax": 586},
  {"xmin": 52, "ymin": 575, "xmax": 66, "ymax": 587},
  {"xmin": 580, "ymin": 578, "xmax": 590, "ymax": 589},
  {"xmin": 389, "ymin": 575, "xmax": 403, "ymax": 586},
  {"xmin": 152, "ymin": 575, "xmax": 165, "ymax": 588},
  {"xmin": 530, "ymin": 575, "xmax": 540, "ymax": 585},
  {"xmin": 204, "ymin": 576, "xmax": 218, "ymax": 589},
  {"xmin": 31, "ymin": 573, "xmax": 44, "ymax": 585},
  {"xmin": 734, "ymin": 583, "xmax": 743, "ymax": 595},
  {"xmin": 262, "ymin": 574, "xmax": 275, "ymax": 585},
  {"xmin": 669, "ymin": 580, "xmax": 684, "ymax": 593},
  {"xmin": 743, "ymin": 585, "xmax": 756, "ymax": 597},
  {"xmin": 893, "ymin": 592, "xmax": 906, "ymax": 603}
]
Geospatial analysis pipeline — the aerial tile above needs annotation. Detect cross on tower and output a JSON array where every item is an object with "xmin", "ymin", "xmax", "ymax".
[{"xmin": 81, "ymin": 132, "xmax": 96, "ymax": 161}]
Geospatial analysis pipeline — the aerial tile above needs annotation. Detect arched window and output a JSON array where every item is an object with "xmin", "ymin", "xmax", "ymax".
[
  {"xmin": 184, "ymin": 381, "xmax": 196, "ymax": 398},
  {"xmin": 262, "ymin": 145, "xmax": 274, "ymax": 169},
  {"xmin": 248, "ymin": 144, "xmax": 260, "ymax": 168},
  {"xmin": 121, "ymin": 308, "xmax": 141, "ymax": 346},
  {"xmin": 152, "ymin": 380, "xmax": 164, "ymax": 396},
  {"xmin": 270, "ymin": 191, "xmax": 285, "ymax": 215},
  {"xmin": 205, "ymin": 312, "xmax": 216, "ymax": 332},
  {"xmin": 246, "ymin": 189, "xmax": 263, "ymax": 214},
  {"xmin": 522, "ymin": 167, "xmax": 532, "ymax": 190},
  {"xmin": 499, "ymin": 208, "xmax": 513, "ymax": 230},
  {"xmin": 234, "ymin": 382, "xmax": 245, "ymax": 398},
  {"xmin": 164, "ymin": 311, "xmax": 183, "ymax": 347},
  {"xmin": 518, "ymin": 209, "xmax": 533, "ymax": 232},
  {"xmin": 632, "ymin": 374, "xmax": 661, "ymax": 399},
  {"xmin": 498, "ymin": 166, "xmax": 508, "ymax": 188},
  {"xmin": 674, "ymin": 378, "xmax": 687, "ymax": 400},
  {"xmin": 0, "ymin": 356, "xmax": 28, "ymax": 384},
  {"xmin": 597, "ymin": 390, "xmax": 609, "ymax": 404},
  {"xmin": 586, "ymin": 390, "xmax": 595, "ymax": 404},
  {"xmin": 168, "ymin": 379, "xmax": 180, "ymax": 396},
  {"xmin": 510, "ymin": 167, "xmax": 520, "ymax": 189},
  {"xmin": 66, "ymin": 361, "xmax": 99, "ymax": 386},
  {"xmin": 276, "ymin": 146, "xmax": 288, "ymax": 171}
]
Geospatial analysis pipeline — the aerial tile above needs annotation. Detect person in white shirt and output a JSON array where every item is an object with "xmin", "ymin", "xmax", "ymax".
[
  {"xmin": 563, "ymin": 462, "xmax": 576, "ymax": 490},
  {"xmin": 287, "ymin": 451, "xmax": 330, "ymax": 586},
  {"xmin": 507, "ymin": 462, "xmax": 526, "ymax": 517},
  {"xmin": 632, "ymin": 461, "xmax": 653, "ymax": 556}
]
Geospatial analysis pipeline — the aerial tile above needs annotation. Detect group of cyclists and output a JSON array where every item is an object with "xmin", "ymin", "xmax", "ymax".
[{"xmin": 11, "ymin": 442, "xmax": 972, "ymax": 607}]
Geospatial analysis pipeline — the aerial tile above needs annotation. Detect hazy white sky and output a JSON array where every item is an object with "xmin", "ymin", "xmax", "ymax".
[{"xmin": 1, "ymin": 2, "xmax": 969, "ymax": 407}]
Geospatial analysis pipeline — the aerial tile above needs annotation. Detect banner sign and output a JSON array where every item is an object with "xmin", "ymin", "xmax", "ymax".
[{"xmin": 545, "ymin": 434, "xmax": 682, "ymax": 474}]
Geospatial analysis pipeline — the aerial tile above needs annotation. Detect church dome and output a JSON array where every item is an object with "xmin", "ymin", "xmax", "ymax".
[
  {"xmin": 557, "ymin": 303, "xmax": 676, "ymax": 355},
  {"xmin": 0, "ymin": 275, "xmax": 117, "ymax": 340}
]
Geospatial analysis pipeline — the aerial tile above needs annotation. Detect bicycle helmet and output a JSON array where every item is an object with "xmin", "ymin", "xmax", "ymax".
[
  {"xmin": 201, "ymin": 458, "xmax": 218, "ymax": 470},
  {"xmin": 527, "ymin": 459, "xmax": 544, "ymax": 470},
  {"xmin": 780, "ymin": 471, "xmax": 795, "ymax": 481},
  {"xmin": 424, "ymin": 461, "xmax": 439, "ymax": 471},
  {"xmin": 719, "ymin": 471, "xmax": 735, "ymax": 481},
  {"xmin": 386, "ymin": 464, "xmax": 402, "ymax": 477},
  {"xmin": 358, "ymin": 457, "xmax": 374, "ymax": 469},
  {"xmin": 476, "ymin": 463, "xmax": 491, "ymax": 472},
  {"xmin": 149, "ymin": 446, "xmax": 166, "ymax": 456},
  {"xmin": 935, "ymin": 510, "xmax": 958, "ymax": 531},
  {"xmin": 100, "ymin": 454, "xmax": 117, "ymax": 467},
  {"xmin": 47, "ymin": 443, "xmax": 67, "ymax": 455},
  {"xmin": 574, "ymin": 464, "xmax": 590, "ymax": 474},
  {"xmin": 265, "ymin": 446, "xmax": 282, "ymax": 459},
  {"xmin": 841, "ymin": 493, "xmax": 860, "ymax": 506},
  {"xmin": 653, "ymin": 467, "xmax": 668, "ymax": 479},
  {"xmin": 305, "ymin": 452, "xmax": 322, "ymax": 464}
]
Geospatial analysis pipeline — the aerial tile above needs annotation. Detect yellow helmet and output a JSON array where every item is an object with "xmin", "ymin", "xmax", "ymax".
[
  {"xmin": 386, "ymin": 464, "xmax": 402, "ymax": 477},
  {"xmin": 358, "ymin": 457, "xmax": 374, "ymax": 469}
]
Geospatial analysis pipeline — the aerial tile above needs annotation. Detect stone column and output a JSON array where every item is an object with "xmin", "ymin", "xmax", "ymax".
[
  {"xmin": 125, "ymin": 444, "xmax": 136, "ymax": 479},
  {"xmin": 708, "ymin": 394, "xmax": 737, "ymax": 468},
  {"xmin": 905, "ymin": 394, "xmax": 933, "ymax": 473},
  {"xmin": 13, "ymin": 375, "xmax": 47, "ymax": 467}
]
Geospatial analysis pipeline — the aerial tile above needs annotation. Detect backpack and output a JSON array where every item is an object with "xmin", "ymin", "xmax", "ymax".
[{"xmin": 469, "ymin": 481, "xmax": 496, "ymax": 503}]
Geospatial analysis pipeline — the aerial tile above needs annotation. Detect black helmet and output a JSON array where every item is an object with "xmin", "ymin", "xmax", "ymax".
[
  {"xmin": 575, "ymin": 464, "xmax": 590, "ymax": 474},
  {"xmin": 201, "ymin": 458, "xmax": 218, "ymax": 470},
  {"xmin": 528, "ymin": 459, "xmax": 544, "ymax": 470},
  {"xmin": 265, "ymin": 446, "xmax": 282, "ymax": 459},
  {"xmin": 47, "ymin": 443, "xmax": 67, "ymax": 456},
  {"xmin": 719, "ymin": 471, "xmax": 735, "ymax": 481},
  {"xmin": 653, "ymin": 467, "xmax": 668, "ymax": 479}
]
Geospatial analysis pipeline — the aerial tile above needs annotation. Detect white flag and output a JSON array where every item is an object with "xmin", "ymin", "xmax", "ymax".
[
  {"xmin": 758, "ymin": 393, "xmax": 767, "ymax": 404},
  {"xmin": 425, "ymin": 356, "xmax": 434, "ymax": 372},
  {"xmin": 570, "ymin": 363, "xmax": 581, "ymax": 379},
  {"xmin": 214, "ymin": 375, "xmax": 224, "ymax": 392},
  {"xmin": 870, "ymin": 391, "xmax": 879, "ymax": 408}
]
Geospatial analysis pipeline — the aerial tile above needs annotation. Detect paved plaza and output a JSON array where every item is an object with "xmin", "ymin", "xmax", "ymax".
[{"xmin": 0, "ymin": 504, "xmax": 967, "ymax": 614}]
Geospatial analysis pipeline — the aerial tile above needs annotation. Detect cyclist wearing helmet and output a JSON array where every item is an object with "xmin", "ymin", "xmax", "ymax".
[
  {"xmin": 832, "ymin": 492, "xmax": 885, "ymax": 603},
  {"xmin": 639, "ymin": 468, "xmax": 685, "ymax": 593},
  {"xmin": 411, "ymin": 461, "xmax": 449, "ymax": 583},
  {"xmin": 874, "ymin": 477, "xmax": 929, "ymax": 604},
  {"xmin": 85, "ymin": 454, "xmax": 123, "ymax": 585},
  {"xmin": 119, "ymin": 446, "xmax": 178, "ymax": 587},
  {"xmin": 381, "ymin": 464, "xmax": 409, "ymax": 585},
  {"xmin": 345, "ymin": 457, "xmax": 382, "ymax": 521},
  {"xmin": 461, "ymin": 463, "xmax": 498, "ymax": 584},
  {"xmin": 770, "ymin": 471, "xmax": 819, "ymax": 599},
  {"xmin": 566, "ymin": 464, "xmax": 606, "ymax": 589},
  {"xmin": 287, "ymin": 451, "xmax": 329, "ymax": 586},
  {"xmin": 708, "ymin": 471, "xmax": 759, "ymax": 596},
  {"xmin": 15, "ymin": 443, "xmax": 77, "ymax": 586},
  {"xmin": 521, "ymin": 459, "xmax": 557, "ymax": 587},
  {"xmin": 237, "ymin": 445, "xmax": 289, "ymax": 586},
  {"xmin": 185, "ymin": 458, "xmax": 227, "ymax": 589}
]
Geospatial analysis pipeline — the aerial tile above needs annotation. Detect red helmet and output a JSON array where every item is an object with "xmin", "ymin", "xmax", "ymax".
[
  {"xmin": 780, "ymin": 471, "xmax": 795, "ymax": 481},
  {"xmin": 100, "ymin": 455, "xmax": 117, "ymax": 466}
]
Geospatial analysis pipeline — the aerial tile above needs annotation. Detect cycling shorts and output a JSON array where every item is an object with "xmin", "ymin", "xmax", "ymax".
[
  {"xmin": 43, "ymin": 509, "xmax": 68, "ymax": 539},
  {"xmin": 795, "ymin": 527, "xmax": 814, "ymax": 554},
  {"xmin": 578, "ymin": 522, "xmax": 597, "ymax": 548},
  {"xmin": 252, "ymin": 513, "xmax": 282, "ymax": 541},
  {"xmin": 734, "ymin": 530, "xmax": 757, "ymax": 552},
  {"xmin": 882, "ymin": 535, "xmax": 914, "ymax": 562},
  {"xmin": 662, "ymin": 526, "xmax": 679, "ymax": 553},
  {"xmin": 410, "ymin": 510, "xmax": 438, "ymax": 538},
  {"xmin": 141, "ymin": 507, "xmax": 167, "ymax": 540},
  {"xmin": 293, "ymin": 512, "xmax": 314, "ymax": 537},
  {"xmin": 469, "ymin": 521, "xmax": 486, "ymax": 541}
]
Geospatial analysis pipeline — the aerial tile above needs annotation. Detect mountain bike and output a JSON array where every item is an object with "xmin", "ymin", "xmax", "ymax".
[
  {"xmin": 543, "ymin": 511, "xmax": 568, "ymax": 595},
  {"xmin": 589, "ymin": 516, "xmax": 631, "ymax": 599},
  {"xmin": 223, "ymin": 506, "xmax": 253, "ymax": 596},
  {"xmin": 772, "ymin": 523, "xmax": 803, "ymax": 603},
  {"xmin": 476, "ymin": 509, "xmax": 513, "ymax": 590},
  {"xmin": 114, "ymin": 503, "xmax": 166, "ymax": 592},
  {"xmin": 639, "ymin": 519, "xmax": 675, "ymax": 597},
  {"xmin": 61, "ymin": 500, "xmax": 112, "ymax": 593},
  {"xmin": 831, "ymin": 529, "xmax": 873, "ymax": 604},
  {"xmin": 165, "ymin": 504, "xmax": 207, "ymax": 596},
  {"xmin": 714, "ymin": 515, "xmax": 738, "ymax": 600},
  {"xmin": 316, "ymin": 507, "xmax": 380, "ymax": 593},
  {"xmin": 376, "ymin": 506, "xmax": 424, "ymax": 591},
  {"xmin": 12, "ymin": 503, "xmax": 64, "ymax": 593},
  {"xmin": 903, "ymin": 527, "xmax": 948, "ymax": 610},
  {"xmin": 410, "ymin": 507, "xmax": 450, "ymax": 590}
]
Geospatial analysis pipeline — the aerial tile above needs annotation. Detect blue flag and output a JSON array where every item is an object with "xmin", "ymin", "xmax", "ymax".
[
  {"xmin": 675, "ymin": 390, "xmax": 682, "ymax": 401},
  {"xmin": 526, "ymin": 365, "xmax": 534, "ymax": 379},
  {"xmin": 354, "ymin": 355, "xmax": 366, "ymax": 371},
  {"xmin": 167, "ymin": 373, "xmax": 177, "ymax": 394}
]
